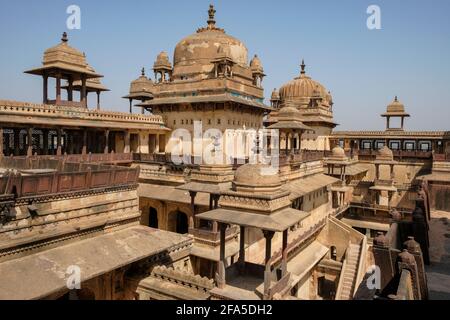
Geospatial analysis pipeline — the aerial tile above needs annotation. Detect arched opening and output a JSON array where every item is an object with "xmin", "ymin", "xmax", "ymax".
[
  {"xmin": 175, "ymin": 211, "xmax": 189, "ymax": 234},
  {"xmin": 168, "ymin": 210, "xmax": 189, "ymax": 234},
  {"xmin": 149, "ymin": 207, "xmax": 158, "ymax": 229}
]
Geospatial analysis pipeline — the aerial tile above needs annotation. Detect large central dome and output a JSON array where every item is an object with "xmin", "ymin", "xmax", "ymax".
[
  {"xmin": 174, "ymin": 30, "xmax": 248, "ymax": 67},
  {"xmin": 172, "ymin": 5, "xmax": 248, "ymax": 79}
]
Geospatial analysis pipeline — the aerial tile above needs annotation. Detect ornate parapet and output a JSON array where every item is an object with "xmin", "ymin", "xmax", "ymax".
[{"xmin": 0, "ymin": 100, "xmax": 166, "ymax": 130}]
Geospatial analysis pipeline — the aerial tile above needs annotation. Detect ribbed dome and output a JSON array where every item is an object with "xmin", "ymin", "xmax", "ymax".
[
  {"xmin": 174, "ymin": 30, "xmax": 248, "ymax": 66},
  {"xmin": 279, "ymin": 60, "xmax": 330, "ymax": 103},
  {"xmin": 173, "ymin": 5, "xmax": 248, "ymax": 79}
]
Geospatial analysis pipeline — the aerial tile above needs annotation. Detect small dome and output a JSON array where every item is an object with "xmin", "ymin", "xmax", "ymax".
[
  {"xmin": 130, "ymin": 68, "xmax": 154, "ymax": 94},
  {"xmin": 233, "ymin": 163, "xmax": 281, "ymax": 193},
  {"xmin": 154, "ymin": 51, "xmax": 172, "ymax": 70},
  {"xmin": 376, "ymin": 146, "xmax": 394, "ymax": 161},
  {"xmin": 387, "ymin": 96, "xmax": 406, "ymax": 113},
  {"xmin": 250, "ymin": 54, "xmax": 263, "ymax": 73},
  {"xmin": 331, "ymin": 146, "xmax": 347, "ymax": 159}
]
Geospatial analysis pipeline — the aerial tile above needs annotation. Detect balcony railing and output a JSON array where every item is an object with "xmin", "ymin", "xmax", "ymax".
[
  {"xmin": 357, "ymin": 149, "xmax": 433, "ymax": 159},
  {"xmin": 433, "ymin": 153, "xmax": 450, "ymax": 162},
  {"xmin": 0, "ymin": 156, "xmax": 139, "ymax": 198},
  {"xmin": 189, "ymin": 225, "xmax": 239, "ymax": 245}
]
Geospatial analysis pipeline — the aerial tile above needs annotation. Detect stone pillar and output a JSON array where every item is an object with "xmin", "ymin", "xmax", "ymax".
[
  {"xmin": 96, "ymin": 91, "xmax": 101, "ymax": 110},
  {"xmin": 82, "ymin": 130, "xmax": 88, "ymax": 155},
  {"xmin": 13, "ymin": 128, "xmax": 19, "ymax": 156},
  {"xmin": 56, "ymin": 128, "xmax": 62, "ymax": 156},
  {"xmin": 155, "ymin": 134, "xmax": 160, "ymax": 153},
  {"xmin": 238, "ymin": 226, "xmax": 246, "ymax": 267},
  {"xmin": 189, "ymin": 191, "xmax": 197, "ymax": 228},
  {"xmin": 124, "ymin": 131, "xmax": 130, "ymax": 153},
  {"xmin": 42, "ymin": 129, "xmax": 48, "ymax": 155},
  {"xmin": 263, "ymin": 230, "xmax": 275, "ymax": 265},
  {"xmin": 0, "ymin": 128, "xmax": 3, "ymax": 157},
  {"xmin": 56, "ymin": 74, "xmax": 62, "ymax": 105},
  {"xmin": 285, "ymin": 132, "xmax": 289, "ymax": 155},
  {"xmin": 375, "ymin": 164, "xmax": 380, "ymax": 180},
  {"xmin": 209, "ymin": 194, "xmax": 213, "ymax": 210},
  {"xmin": 43, "ymin": 73, "xmax": 48, "ymax": 104},
  {"xmin": 281, "ymin": 229, "xmax": 288, "ymax": 276},
  {"xmin": 68, "ymin": 76, "xmax": 73, "ymax": 101},
  {"xmin": 104, "ymin": 130, "xmax": 110, "ymax": 154},
  {"xmin": 216, "ymin": 223, "xmax": 227, "ymax": 289},
  {"xmin": 129, "ymin": 99, "xmax": 133, "ymax": 114},
  {"xmin": 81, "ymin": 75, "xmax": 87, "ymax": 108},
  {"xmin": 26, "ymin": 127, "xmax": 33, "ymax": 157}
]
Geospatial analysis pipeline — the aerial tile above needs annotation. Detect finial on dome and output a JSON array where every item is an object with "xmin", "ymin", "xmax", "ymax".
[
  {"xmin": 300, "ymin": 59, "xmax": 306, "ymax": 75},
  {"xmin": 207, "ymin": 4, "xmax": 216, "ymax": 29},
  {"xmin": 61, "ymin": 32, "xmax": 68, "ymax": 43},
  {"xmin": 141, "ymin": 67, "xmax": 145, "ymax": 76},
  {"xmin": 394, "ymin": 95, "xmax": 398, "ymax": 102}
]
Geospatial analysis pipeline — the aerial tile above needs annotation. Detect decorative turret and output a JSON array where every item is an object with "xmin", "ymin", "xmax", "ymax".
[
  {"xmin": 122, "ymin": 68, "xmax": 154, "ymax": 114},
  {"xmin": 270, "ymin": 88, "xmax": 280, "ymax": 109},
  {"xmin": 250, "ymin": 54, "xmax": 265, "ymax": 87},
  {"xmin": 212, "ymin": 45, "xmax": 235, "ymax": 78},
  {"xmin": 381, "ymin": 96, "xmax": 410, "ymax": 131},
  {"xmin": 153, "ymin": 51, "xmax": 172, "ymax": 83},
  {"xmin": 24, "ymin": 32, "xmax": 103, "ymax": 108}
]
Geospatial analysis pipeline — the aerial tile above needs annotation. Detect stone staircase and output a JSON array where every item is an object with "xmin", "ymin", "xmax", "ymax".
[{"xmin": 339, "ymin": 243, "xmax": 361, "ymax": 300}]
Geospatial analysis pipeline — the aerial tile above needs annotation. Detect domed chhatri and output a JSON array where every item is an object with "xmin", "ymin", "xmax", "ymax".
[
  {"xmin": 233, "ymin": 163, "xmax": 281, "ymax": 193},
  {"xmin": 271, "ymin": 59, "xmax": 336, "ymax": 151},
  {"xmin": 25, "ymin": 32, "xmax": 102, "ymax": 108},
  {"xmin": 250, "ymin": 54, "xmax": 264, "ymax": 73},
  {"xmin": 279, "ymin": 60, "xmax": 331, "ymax": 106},
  {"xmin": 381, "ymin": 96, "xmax": 410, "ymax": 131},
  {"xmin": 154, "ymin": 51, "xmax": 172, "ymax": 70},
  {"xmin": 330, "ymin": 146, "xmax": 347, "ymax": 160},
  {"xmin": 130, "ymin": 68, "xmax": 154, "ymax": 95}
]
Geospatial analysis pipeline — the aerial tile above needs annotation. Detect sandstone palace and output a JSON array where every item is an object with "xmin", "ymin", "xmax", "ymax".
[{"xmin": 0, "ymin": 5, "xmax": 449, "ymax": 300}]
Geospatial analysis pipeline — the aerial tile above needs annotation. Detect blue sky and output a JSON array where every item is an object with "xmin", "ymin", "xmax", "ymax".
[{"xmin": 0, "ymin": 0, "xmax": 449, "ymax": 130}]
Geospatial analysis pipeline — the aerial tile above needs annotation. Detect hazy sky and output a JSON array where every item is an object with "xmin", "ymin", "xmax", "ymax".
[{"xmin": 0, "ymin": 0, "xmax": 449, "ymax": 131}]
